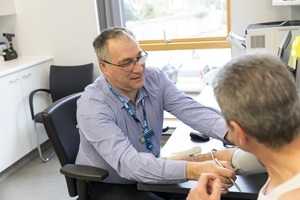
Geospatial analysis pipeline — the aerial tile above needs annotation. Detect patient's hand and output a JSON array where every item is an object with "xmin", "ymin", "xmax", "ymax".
[{"xmin": 187, "ymin": 173, "xmax": 221, "ymax": 200}]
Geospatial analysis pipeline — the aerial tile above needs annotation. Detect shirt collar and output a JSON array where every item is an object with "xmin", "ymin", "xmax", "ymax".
[{"xmin": 105, "ymin": 79, "xmax": 148, "ymax": 106}]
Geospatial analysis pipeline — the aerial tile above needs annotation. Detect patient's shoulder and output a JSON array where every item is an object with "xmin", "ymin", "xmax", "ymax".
[{"xmin": 278, "ymin": 188, "xmax": 300, "ymax": 200}]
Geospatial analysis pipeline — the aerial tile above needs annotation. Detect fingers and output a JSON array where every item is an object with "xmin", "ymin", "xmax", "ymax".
[
  {"xmin": 220, "ymin": 160, "xmax": 234, "ymax": 170},
  {"xmin": 212, "ymin": 161, "xmax": 236, "ymax": 191},
  {"xmin": 187, "ymin": 173, "xmax": 221, "ymax": 200},
  {"xmin": 208, "ymin": 174, "xmax": 222, "ymax": 199},
  {"xmin": 187, "ymin": 160, "xmax": 236, "ymax": 189},
  {"xmin": 198, "ymin": 173, "xmax": 219, "ymax": 188}
]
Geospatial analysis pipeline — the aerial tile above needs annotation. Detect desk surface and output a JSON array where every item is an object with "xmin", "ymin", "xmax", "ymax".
[{"xmin": 138, "ymin": 85, "xmax": 268, "ymax": 199}]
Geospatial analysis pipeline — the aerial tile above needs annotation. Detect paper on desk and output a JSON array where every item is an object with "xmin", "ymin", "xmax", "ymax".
[{"xmin": 162, "ymin": 146, "xmax": 202, "ymax": 160}]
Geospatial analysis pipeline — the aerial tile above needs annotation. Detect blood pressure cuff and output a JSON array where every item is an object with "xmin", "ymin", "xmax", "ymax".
[{"xmin": 232, "ymin": 148, "xmax": 266, "ymax": 175}]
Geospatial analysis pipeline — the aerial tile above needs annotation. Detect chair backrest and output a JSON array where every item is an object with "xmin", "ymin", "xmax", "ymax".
[
  {"xmin": 49, "ymin": 63, "xmax": 93, "ymax": 102},
  {"xmin": 41, "ymin": 92, "xmax": 82, "ymax": 197}
]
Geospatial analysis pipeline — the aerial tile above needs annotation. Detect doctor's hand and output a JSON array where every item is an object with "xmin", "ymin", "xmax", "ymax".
[
  {"xmin": 186, "ymin": 160, "xmax": 235, "ymax": 193},
  {"xmin": 187, "ymin": 173, "xmax": 221, "ymax": 200}
]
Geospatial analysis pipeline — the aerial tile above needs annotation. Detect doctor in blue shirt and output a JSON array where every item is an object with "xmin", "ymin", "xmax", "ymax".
[{"xmin": 75, "ymin": 27, "xmax": 236, "ymax": 200}]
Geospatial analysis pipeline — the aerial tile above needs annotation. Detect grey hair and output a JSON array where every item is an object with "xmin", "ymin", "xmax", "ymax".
[
  {"xmin": 93, "ymin": 26, "xmax": 137, "ymax": 61},
  {"xmin": 213, "ymin": 51, "xmax": 300, "ymax": 149}
]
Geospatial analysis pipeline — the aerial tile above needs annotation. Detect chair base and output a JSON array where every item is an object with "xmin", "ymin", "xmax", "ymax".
[
  {"xmin": 35, "ymin": 122, "xmax": 56, "ymax": 162},
  {"xmin": 37, "ymin": 143, "xmax": 55, "ymax": 162}
]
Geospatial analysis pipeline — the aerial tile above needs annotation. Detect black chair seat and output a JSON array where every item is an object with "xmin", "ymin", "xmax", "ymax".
[{"xmin": 42, "ymin": 92, "xmax": 109, "ymax": 200}]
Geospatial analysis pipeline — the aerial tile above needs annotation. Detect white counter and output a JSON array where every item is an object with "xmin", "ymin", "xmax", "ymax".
[
  {"xmin": 0, "ymin": 56, "xmax": 53, "ymax": 77},
  {"xmin": 0, "ymin": 55, "xmax": 53, "ymax": 173}
]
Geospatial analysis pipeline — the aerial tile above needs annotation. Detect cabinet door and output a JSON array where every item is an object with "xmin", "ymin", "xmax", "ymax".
[
  {"xmin": 0, "ymin": 72, "xmax": 32, "ymax": 172},
  {"xmin": 20, "ymin": 60, "xmax": 52, "ymax": 149}
]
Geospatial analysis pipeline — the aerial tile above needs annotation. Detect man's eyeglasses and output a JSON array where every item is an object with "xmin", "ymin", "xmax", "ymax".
[{"xmin": 102, "ymin": 51, "xmax": 148, "ymax": 72}]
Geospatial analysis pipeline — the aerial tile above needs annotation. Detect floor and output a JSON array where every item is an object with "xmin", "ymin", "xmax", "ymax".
[
  {"xmin": 0, "ymin": 147, "xmax": 75, "ymax": 200},
  {"xmin": 0, "ymin": 132, "xmax": 173, "ymax": 200},
  {"xmin": 0, "ymin": 127, "xmax": 244, "ymax": 200}
]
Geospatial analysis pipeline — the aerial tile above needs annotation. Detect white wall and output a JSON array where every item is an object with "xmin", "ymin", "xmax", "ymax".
[
  {"xmin": 230, "ymin": 0, "xmax": 300, "ymax": 57},
  {"xmin": 0, "ymin": 0, "xmax": 101, "ymax": 76},
  {"xmin": 0, "ymin": 0, "xmax": 299, "ymax": 66}
]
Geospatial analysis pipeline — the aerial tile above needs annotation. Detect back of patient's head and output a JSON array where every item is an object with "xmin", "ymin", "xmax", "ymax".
[{"xmin": 213, "ymin": 51, "xmax": 300, "ymax": 149}]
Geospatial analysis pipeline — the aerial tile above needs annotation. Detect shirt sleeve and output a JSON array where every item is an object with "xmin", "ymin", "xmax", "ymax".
[
  {"xmin": 76, "ymin": 83, "xmax": 187, "ymax": 184},
  {"xmin": 154, "ymin": 68, "xmax": 228, "ymax": 143}
]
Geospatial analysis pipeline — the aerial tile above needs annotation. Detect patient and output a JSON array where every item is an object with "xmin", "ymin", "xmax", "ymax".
[{"xmin": 187, "ymin": 52, "xmax": 300, "ymax": 200}]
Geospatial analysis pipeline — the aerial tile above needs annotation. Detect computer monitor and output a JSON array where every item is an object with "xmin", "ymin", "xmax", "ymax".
[{"xmin": 277, "ymin": 30, "xmax": 294, "ymax": 77}]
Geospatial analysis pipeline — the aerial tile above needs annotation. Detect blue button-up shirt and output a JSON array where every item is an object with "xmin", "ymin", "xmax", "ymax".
[{"xmin": 76, "ymin": 67, "xmax": 227, "ymax": 184}]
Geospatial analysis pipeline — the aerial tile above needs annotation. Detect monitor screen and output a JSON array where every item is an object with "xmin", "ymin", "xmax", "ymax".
[{"xmin": 277, "ymin": 30, "xmax": 294, "ymax": 77}]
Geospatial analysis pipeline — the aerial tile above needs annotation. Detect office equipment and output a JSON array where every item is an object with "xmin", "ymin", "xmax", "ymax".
[
  {"xmin": 189, "ymin": 131, "xmax": 210, "ymax": 142},
  {"xmin": 295, "ymin": 58, "xmax": 300, "ymax": 92},
  {"xmin": 226, "ymin": 31, "xmax": 246, "ymax": 50},
  {"xmin": 0, "ymin": 41, "xmax": 6, "ymax": 53},
  {"xmin": 245, "ymin": 20, "xmax": 300, "ymax": 67},
  {"xmin": 2, "ymin": 33, "xmax": 18, "ymax": 61},
  {"xmin": 41, "ymin": 92, "xmax": 109, "ymax": 200},
  {"xmin": 292, "ymin": 36, "xmax": 300, "ymax": 69},
  {"xmin": 277, "ymin": 30, "xmax": 292, "ymax": 66},
  {"xmin": 276, "ymin": 31, "xmax": 300, "ymax": 92},
  {"xmin": 29, "ymin": 63, "xmax": 94, "ymax": 162},
  {"xmin": 277, "ymin": 30, "xmax": 296, "ymax": 78}
]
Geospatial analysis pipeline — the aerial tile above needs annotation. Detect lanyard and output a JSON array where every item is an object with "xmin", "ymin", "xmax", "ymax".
[
  {"xmin": 107, "ymin": 81, "xmax": 153, "ymax": 150},
  {"xmin": 107, "ymin": 81, "xmax": 148, "ymax": 131}
]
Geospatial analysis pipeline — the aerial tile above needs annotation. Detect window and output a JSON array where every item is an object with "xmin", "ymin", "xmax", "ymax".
[
  {"xmin": 96, "ymin": 0, "xmax": 231, "ymax": 123},
  {"xmin": 96, "ymin": 0, "xmax": 232, "ymax": 93},
  {"xmin": 121, "ymin": 0, "xmax": 231, "ymax": 51}
]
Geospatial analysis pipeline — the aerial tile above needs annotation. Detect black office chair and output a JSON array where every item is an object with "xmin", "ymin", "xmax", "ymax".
[
  {"xmin": 29, "ymin": 63, "xmax": 94, "ymax": 162},
  {"xmin": 41, "ymin": 92, "xmax": 109, "ymax": 200}
]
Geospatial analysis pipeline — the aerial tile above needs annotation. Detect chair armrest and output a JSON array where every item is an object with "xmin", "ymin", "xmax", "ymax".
[
  {"xmin": 29, "ymin": 88, "xmax": 51, "ymax": 120},
  {"xmin": 60, "ymin": 164, "xmax": 109, "ymax": 182}
]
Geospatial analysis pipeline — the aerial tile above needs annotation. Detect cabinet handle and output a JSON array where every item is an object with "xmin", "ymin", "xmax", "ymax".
[
  {"xmin": 22, "ymin": 73, "xmax": 32, "ymax": 78},
  {"xmin": 9, "ymin": 78, "xmax": 19, "ymax": 84}
]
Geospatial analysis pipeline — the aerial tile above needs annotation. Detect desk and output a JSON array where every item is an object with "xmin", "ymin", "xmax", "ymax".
[{"xmin": 138, "ymin": 85, "xmax": 268, "ymax": 199}]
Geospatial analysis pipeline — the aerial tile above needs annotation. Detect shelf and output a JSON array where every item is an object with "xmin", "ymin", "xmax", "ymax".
[{"xmin": 273, "ymin": 0, "xmax": 300, "ymax": 6}]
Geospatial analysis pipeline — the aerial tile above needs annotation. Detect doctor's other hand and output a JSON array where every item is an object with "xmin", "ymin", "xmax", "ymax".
[{"xmin": 187, "ymin": 173, "xmax": 221, "ymax": 200}]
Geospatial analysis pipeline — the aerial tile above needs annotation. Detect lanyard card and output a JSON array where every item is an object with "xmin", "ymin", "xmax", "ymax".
[{"xmin": 139, "ymin": 129, "xmax": 155, "ymax": 143}]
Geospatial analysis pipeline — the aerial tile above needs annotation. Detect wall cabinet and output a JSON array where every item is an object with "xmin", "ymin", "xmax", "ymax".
[
  {"xmin": 0, "ymin": 57, "xmax": 52, "ymax": 172},
  {"xmin": 0, "ymin": 0, "xmax": 16, "ymax": 16},
  {"xmin": 0, "ymin": 72, "xmax": 31, "ymax": 172},
  {"xmin": 19, "ymin": 60, "xmax": 53, "ymax": 150}
]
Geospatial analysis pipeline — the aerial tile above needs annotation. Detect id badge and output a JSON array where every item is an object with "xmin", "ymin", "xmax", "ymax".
[{"xmin": 139, "ymin": 129, "xmax": 155, "ymax": 143}]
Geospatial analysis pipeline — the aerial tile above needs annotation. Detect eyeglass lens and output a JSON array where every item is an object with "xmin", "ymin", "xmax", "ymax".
[{"xmin": 124, "ymin": 53, "xmax": 148, "ymax": 71}]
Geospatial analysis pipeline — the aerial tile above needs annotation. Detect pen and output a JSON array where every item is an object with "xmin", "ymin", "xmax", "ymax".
[{"xmin": 210, "ymin": 149, "xmax": 242, "ymax": 192}]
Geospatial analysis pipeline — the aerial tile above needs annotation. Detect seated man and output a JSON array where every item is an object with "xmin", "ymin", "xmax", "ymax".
[
  {"xmin": 75, "ymin": 26, "xmax": 237, "ymax": 200},
  {"xmin": 187, "ymin": 52, "xmax": 300, "ymax": 200}
]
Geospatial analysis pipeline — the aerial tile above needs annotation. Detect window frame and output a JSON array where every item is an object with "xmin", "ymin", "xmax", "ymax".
[
  {"xmin": 136, "ymin": 0, "xmax": 232, "ymax": 51},
  {"xmin": 95, "ymin": 0, "xmax": 231, "ymax": 51}
]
